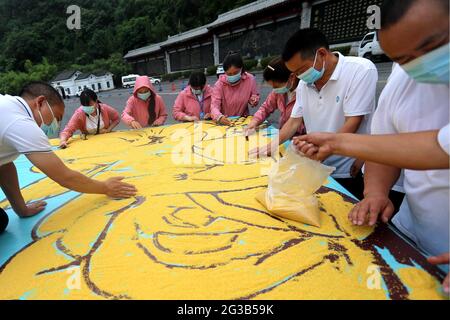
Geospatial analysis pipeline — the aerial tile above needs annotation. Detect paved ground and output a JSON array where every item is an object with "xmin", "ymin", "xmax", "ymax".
[{"xmin": 60, "ymin": 62, "xmax": 393, "ymax": 131}]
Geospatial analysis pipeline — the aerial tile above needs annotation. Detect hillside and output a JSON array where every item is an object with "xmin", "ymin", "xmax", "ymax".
[{"xmin": 0, "ymin": 0, "xmax": 253, "ymax": 93}]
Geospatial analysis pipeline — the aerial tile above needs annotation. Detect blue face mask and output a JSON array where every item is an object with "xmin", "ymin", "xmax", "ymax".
[
  {"xmin": 227, "ymin": 70, "xmax": 242, "ymax": 84},
  {"xmin": 82, "ymin": 105, "xmax": 96, "ymax": 115},
  {"xmin": 297, "ymin": 51, "xmax": 325, "ymax": 84},
  {"xmin": 137, "ymin": 91, "xmax": 151, "ymax": 101},
  {"xmin": 39, "ymin": 101, "xmax": 60, "ymax": 137},
  {"xmin": 401, "ymin": 44, "xmax": 450, "ymax": 84},
  {"xmin": 273, "ymin": 86, "xmax": 290, "ymax": 94}
]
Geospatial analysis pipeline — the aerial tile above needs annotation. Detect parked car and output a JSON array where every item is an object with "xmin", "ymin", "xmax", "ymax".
[
  {"xmin": 122, "ymin": 74, "xmax": 140, "ymax": 88},
  {"xmin": 216, "ymin": 64, "xmax": 225, "ymax": 78},
  {"xmin": 149, "ymin": 77, "xmax": 161, "ymax": 85},
  {"xmin": 358, "ymin": 32, "xmax": 386, "ymax": 61}
]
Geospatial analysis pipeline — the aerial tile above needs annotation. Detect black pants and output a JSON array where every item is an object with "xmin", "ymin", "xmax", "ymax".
[
  {"xmin": 0, "ymin": 208, "xmax": 8, "ymax": 234},
  {"xmin": 388, "ymin": 190, "xmax": 406, "ymax": 215},
  {"xmin": 336, "ymin": 173, "xmax": 405, "ymax": 215},
  {"xmin": 335, "ymin": 171, "xmax": 365, "ymax": 201}
]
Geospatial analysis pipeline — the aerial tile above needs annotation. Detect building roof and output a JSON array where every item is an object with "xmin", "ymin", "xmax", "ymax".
[
  {"xmin": 123, "ymin": 43, "xmax": 165, "ymax": 60},
  {"xmin": 164, "ymin": 26, "xmax": 210, "ymax": 47},
  {"xmin": 52, "ymin": 70, "xmax": 79, "ymax": 82},
  {"xmin": 93, "ymin": 71, "xmax": 112, "ymax": 77},
  {"xmin": 208, "ymin": 0, "xmax": 288, "ymax": 29},
  {"xmin": 123, "ymin": 0, "xmax": 291, "ymax": 61},
  {"xmin": 75, "ymin": 73, "xmax": 94, "ymax": 81}
]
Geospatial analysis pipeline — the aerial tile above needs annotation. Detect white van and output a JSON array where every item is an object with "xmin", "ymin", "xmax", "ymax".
[
  {"xmin": 122, "ymin": 74, "xmax": 140, "ymax": 88},
  {"xmin": 358, "ymin": 32, "xmax": 385, "ymax": 61}
]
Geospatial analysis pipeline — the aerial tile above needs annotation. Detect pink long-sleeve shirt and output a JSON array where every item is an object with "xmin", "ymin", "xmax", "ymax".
[
  {"xmin": 172, "ymin": 85, "xmax": 213, "ymax": 121},
  {"xmin": 211, "ymin": 72, "xmax": 260, "ymax": 121},
  {"xmin": 121, "ymin": 76, "xmax": 168, "ymax": 127},
  {"xmin": 252, "ymin": 90, "xmax": 305, "ymax": 135},
  {"xmin": 60, "ymin": 103, "xmax": 119, "ymax": 141}
]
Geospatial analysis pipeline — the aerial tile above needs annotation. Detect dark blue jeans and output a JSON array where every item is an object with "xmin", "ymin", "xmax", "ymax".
[{"xmin": 0, "ymin": 208, "xmax": 8, "ymax": 234}]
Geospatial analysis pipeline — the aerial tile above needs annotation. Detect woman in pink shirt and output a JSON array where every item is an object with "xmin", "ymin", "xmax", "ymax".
[
  {"xmin": 173, "ymin": 71, "xmax": 213, "ymax": 122},
  {"xmin": 245, "ymin": 57, "xmax": 305, "ymax": 136},
  {"xmin": 211, "ymin": 52, "xmax": 260, "ymax": 125},
  {"xmin": 122, "ymin": 76, "xmax": 168, "ymax": 129},
  {"xmin": 59, "ymin": 89, "xmax": 120, "ymax": 148}
]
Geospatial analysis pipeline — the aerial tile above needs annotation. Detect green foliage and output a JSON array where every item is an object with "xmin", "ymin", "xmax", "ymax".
[
  {"xmin": 332, "ymin": 45, "xmax": 352, "ymax": 56},
  {"xmin": 243, "ymin": 59, "xmax": 258, "ymax": 71},
  {"xmin": 182, "ymin": 70, "xmax": 192, "ymax": 79},
  {"xmin": 0, "ymin": 0, "xmax": 254, "ymax": 76},
  {"xmin": 161, "ymin": 74, "xmax": 171, "ymax": 82},
  {"xmin": 206, "ymin": 65, "xmax": 218, "ymax": 76},
  {"xmin": 260, "ymin": 55, "xmax": 278, "ymax": 69},
  {"xmin": 172, "ymin": 72, "xmax": 183, "ymax": 81},
  {"xmin": 0, "ymin": 71, "xmax": 29, "ymax": 95},
  {"xmin": 0, "ymin": 0, "xmax": 256, "ymax": 94},
  {"xmin": 161, "ymin": 72, "xmax": 183, "ymax": 82},
  {"xmin": 0, "ymin": 58, "xmax": 58, "ymax": 95}
]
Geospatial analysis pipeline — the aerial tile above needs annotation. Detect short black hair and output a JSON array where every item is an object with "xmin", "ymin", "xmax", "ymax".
[
  {"xmin": 223, "ymin": 51, "xmax": 244, "ymax": 72},
  {"xmin": 263, "ymin": 57, "xmax": 292, "ymax": 83},
  {"xmin": 381, "ymin": 0, "xmax": 449, "ymax": 30},
  {"xmin": 19, "ymin": 81, "xmax": 64, "ymax": 107},
  {"xmin": 189, "ymin": 71, "xmax": 207, "ymax": 87},
  {"xmin": 80, "ymin": 89, "xmax": 98, "ymax": 106},
  {"xmin": 282, "ymin": 28, "xmax": 330, "ymax": 62}
]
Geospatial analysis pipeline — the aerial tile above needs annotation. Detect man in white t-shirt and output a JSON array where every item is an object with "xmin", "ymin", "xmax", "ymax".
[
  {"xmin": 293, "ymin": 0, "xmax": 450, "ymax": 292},
  {"xmin": 249, "ymin": 28, "xmax": 377, "ymax": 200},
  {"xmin": 0, "ymin": 82, "xmax": 137, "ymax": 233},
  {"xmin": 367, "ymin": 63, "xmax": 448, "ymax": 257}
]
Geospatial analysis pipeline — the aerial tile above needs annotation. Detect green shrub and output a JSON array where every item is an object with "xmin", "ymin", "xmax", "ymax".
[
  {"xmin": 166, "ymin": 72, "xmax": 183, "ymax": 82},
  {"xmin": 206, "ymin": 65, "xmax": 217, "ymax": 76},
  {"xmin": 332, "ymin": 46, "xmax": 351, "ymax": 56},
  {"xmin": 243, "ymin": 59, "xmax": 258, "ymax": 71},
  {"xmin": 260, "ymin": 55, "xmax": 278, "ymax": 69},
  {"xmin": 173, "ymin": 72, "xmax": 183, "ymax": 80},
  {"xmin": 0, "ymin": 58, "xmax": 58, "ymax": 95},
  {"xmin": 182, "ymin": 70, "xmax": 192, "ymax": 79}
]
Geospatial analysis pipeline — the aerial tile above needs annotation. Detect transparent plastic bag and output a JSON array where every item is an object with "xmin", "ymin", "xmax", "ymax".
[{"xmin": 256, "ymin": 144, "xmax": 335, "ymax": 227}]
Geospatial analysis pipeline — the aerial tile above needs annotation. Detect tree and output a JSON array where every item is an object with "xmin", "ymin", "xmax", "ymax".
[{"xmin": 0, "ymin": 0, "xmax": 254, "ymax": 78}]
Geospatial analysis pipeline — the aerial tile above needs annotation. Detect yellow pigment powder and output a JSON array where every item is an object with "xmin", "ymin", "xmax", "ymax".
[{"xmin": 0, "ymin": 118, "xmax": 446, "ymax": 300}]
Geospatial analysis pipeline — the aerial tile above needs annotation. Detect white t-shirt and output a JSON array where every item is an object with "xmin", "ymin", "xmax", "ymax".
[
  {"xmin": 0, "ymin": 95, "xmax": 52, "ymax": 166},
  {"xmin": 86, "ymin": 112, "xmax": 105, "ymax": 134},
  {"xmin": 372, "ymin": 65, "xmax": 406, "ymax": 193},
  {"xmin": 291, "ymin": 52, "xmax": 378, "ymax": 178},
  {"xmin": 438, "ymin": 124, "xmax": 450, "ymax": 155},
  {"xmin": 372, "ymin": 64, "xmax": 449, "ymax": 257}
]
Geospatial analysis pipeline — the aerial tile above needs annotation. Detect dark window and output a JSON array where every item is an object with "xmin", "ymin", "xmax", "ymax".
[{"xmin": 361, "ymin": 34, "xmax": 374, "ymax": 47}]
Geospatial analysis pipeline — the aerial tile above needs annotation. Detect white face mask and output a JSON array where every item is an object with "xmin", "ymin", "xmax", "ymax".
[{"xmin": 137, "ymin": 91, "xmax": 151, "ymax": 101}]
